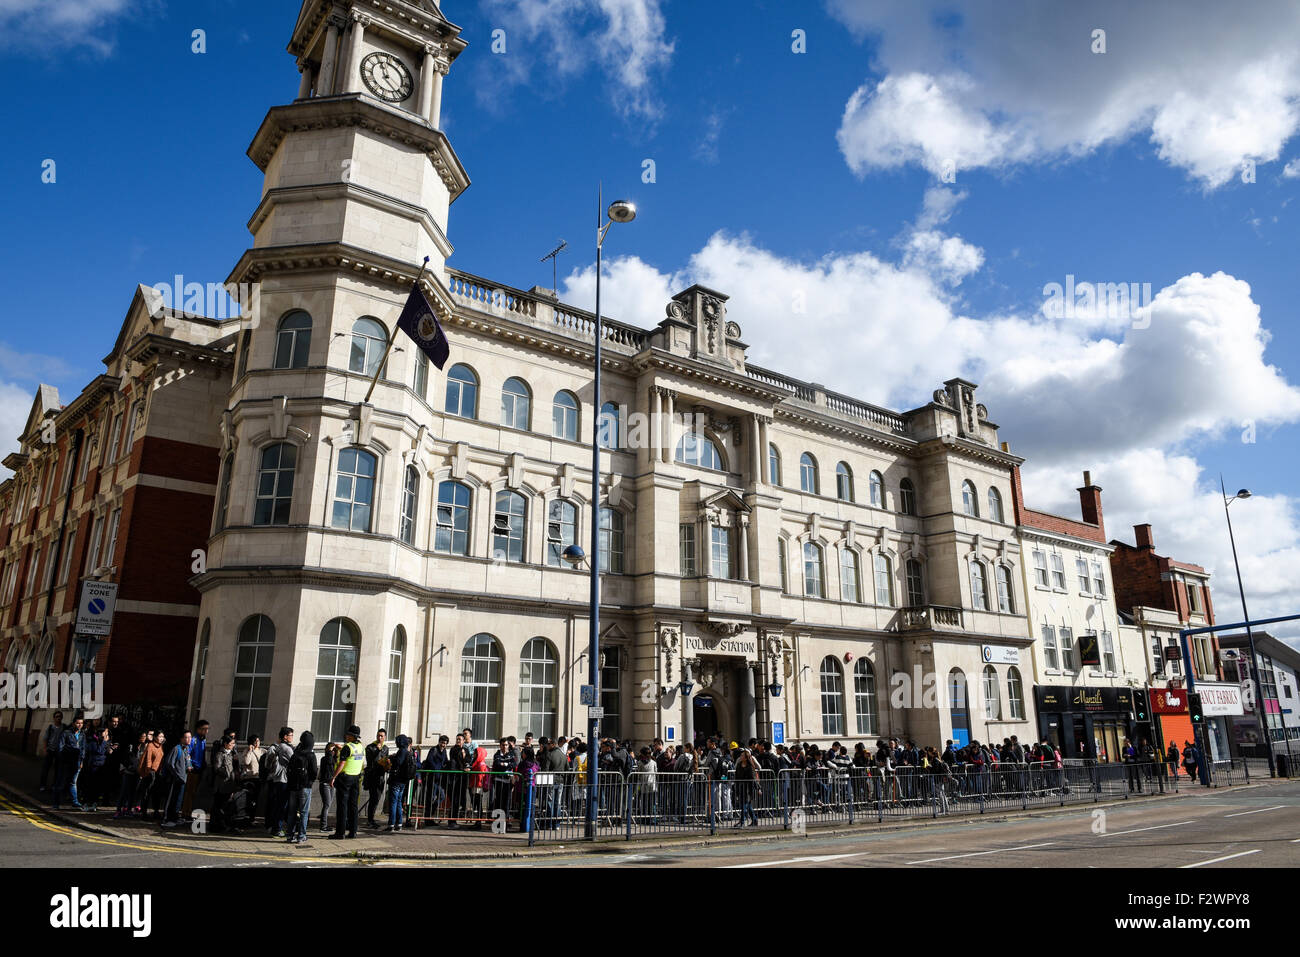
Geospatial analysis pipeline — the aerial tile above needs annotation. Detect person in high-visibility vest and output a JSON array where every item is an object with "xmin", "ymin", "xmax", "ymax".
[{"xmin": 328, "ymin": 725, "xmax": 365, "ymax": 840}]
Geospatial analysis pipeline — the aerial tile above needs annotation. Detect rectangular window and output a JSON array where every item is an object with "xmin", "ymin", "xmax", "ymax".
[
  {"xmin": 778, "ymin": 538, "xmax": 789, "ymax": 593},
  {"xmin": 77, "ymin": 430, "xmax": 93, "ymax": 484},
  {"xmin": 102, "ymin": 508, "xmax": 122, "ymax": 569},
  {"xmin": 103, "ymin": 414, "xmax": 123, "ymax": 469},
  {"xmin": 57, "ymin": 521, "xmax": 78, "ymax": 586},
  {"xmin": 1185, "ymin": 582, "xmax": 1201, "ymax": 615},
  {"xmin": 1092, "ymin": 561, "xmax": 1106, "ymax": 596},
  {"xmin": 83, "ymin": 516, "xmax": 103, "ymax": 576},
  {"xmin": 25, "ymin": 545, "xmax": 42, "ymax": 596},
  {"xmin": 1033, "ymin": 550, "xmax": 1048, "ymax": 587},
  {"xmin": 601, "ymin": 647, "xmax": 621, "ymax": 740},
  {"xmin": 413, "ymin": 351, "xmax": 429, "ymax": 401},
  {"xmin": 710, "ymin": 525, "xmax": 733, "ymax": 579},
  {"xmin": 1059, "ymin": 626, "xmax": 1076, "ymax": 671},
  {"xmin": 1050, "ymin": 553, "xmax": 1066, "ymax": 590},
  {"xmin": 0, "ymin": 562, "xmax": 17, "ymax": 606},
  {"xmin": 1076, "ymin": 558, "xmax": 1090, "ymax": 592},
  {"xmin": 1042, "ymin": 625, "xmax": 1059, "ymax": 670},
  {"xmin": 1101, "ymin": 630, "xmax": 1116, "ymax": 673},
  {"xmin": 839, "ymin": 549, "xmax": 859, "ymax": 603},
  {"xmin": 873, "ymin": 554, "xmax": 893, "ymax": 607},
  {"xmin": 1151, "ymin": 639, "xmax": 1164, "ymax": 676},
  {"xmin": 679, "ymin": 524, "xmax": 696, "ymax": 577}
]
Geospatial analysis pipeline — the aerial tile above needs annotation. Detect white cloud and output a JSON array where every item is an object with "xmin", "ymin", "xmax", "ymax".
[
  {"xmin": 829, "ymin": 1, "xmax": 1300, "ymax": 188},
  {"xmin": 0, "ymin": 0, "xmax": 134, "ymax": 53},
  {"xmin": 561, "ymin": 236, "xmax": 1300, "ymax": 641},
  {"xmin": 902, "ymin": 230, "xmax": 983, "ymax": 284},
  {"xmin": 479, "ymin": 0, "xmax": 674, "ymax": 119},
  {"xmin": 915, "ymin": 187, "xmax": 967, "ymax": 231},
  {"xmin": 1284, "ymin": 158, "xmax": 1300, "ymax": 178}
]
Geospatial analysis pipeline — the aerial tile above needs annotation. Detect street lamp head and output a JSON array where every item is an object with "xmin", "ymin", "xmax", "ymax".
[
  {"xmin": 561, "ymin": 544, "xmax": 587, "ymax": 566},
  {"xmin": 607, "ymin": 200, "xmax": 637, "ymax": 224},
  {"xmin": 1236, "ymin": 489, "xmax": 1252, "ymax": 500}
]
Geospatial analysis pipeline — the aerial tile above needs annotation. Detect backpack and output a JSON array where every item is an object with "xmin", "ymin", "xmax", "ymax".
[
  {"xmin": 287, "ymin": 749, "xmax": 308, "ymax": 784},
  {"xmin": 263, "ymin": 746, "xmax": 283, "ymax": 779},
  {"xmin": 716, "ymin": 751, "xmax": 734, "ymax": 779}
]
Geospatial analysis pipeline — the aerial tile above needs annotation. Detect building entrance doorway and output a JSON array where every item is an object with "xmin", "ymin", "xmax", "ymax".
[{"xmin": 693, "ymin": 694, "xmax": 720, "ymax": 747}]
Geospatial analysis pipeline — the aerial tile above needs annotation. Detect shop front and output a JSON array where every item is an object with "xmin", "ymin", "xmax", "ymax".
[
  {"xmin": 1195, "ymin": 681, "xmax": 1244, "ymax": 761},
  {"xmin": 1035, "ymin": 685, "xmax": 1134, "ymax": 762},
  {"xmin": 1149, "ymin": 687, "xmax": 1193, "ymax": 758}
]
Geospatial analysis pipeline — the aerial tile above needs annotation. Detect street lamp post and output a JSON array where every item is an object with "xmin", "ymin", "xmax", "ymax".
[
  {"xmin": 1221, "ymin": 478, "xmax": 1276, "ymax": 777},
  {"xmin": 569, "ymin": 190, "xmax": 636, "ymax": 838}
]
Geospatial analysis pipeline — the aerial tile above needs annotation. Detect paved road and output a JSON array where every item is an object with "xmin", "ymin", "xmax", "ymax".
[{"xmin": 3, "ymin": 783, "xmax": 1297, "ymax": 868}]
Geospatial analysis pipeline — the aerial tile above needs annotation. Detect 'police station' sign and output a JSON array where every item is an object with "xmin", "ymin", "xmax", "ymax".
[{"xmin": 75, "ymin": 580, "xmax": 119, "ymax": 636}]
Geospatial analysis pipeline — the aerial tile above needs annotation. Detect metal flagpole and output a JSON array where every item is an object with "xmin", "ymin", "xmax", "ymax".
[{"xmin": 364, "ymin": 256, "xmax": 430, "ymax": 404}]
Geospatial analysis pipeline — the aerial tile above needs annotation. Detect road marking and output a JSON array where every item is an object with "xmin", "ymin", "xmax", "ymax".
[
  {"xmin": 1099, "ymin": 821, "xmax": 1194, "ymax": 838},
  {"xmin": 1181, "ymin": 849, "xmax": 1260, "ymax": 868},
  {"xmin": 1223, "ymin": 805, "xmax": 1287, "ymax": 818},
  {"xmin": 724, "ymin": 852, "xmax": 867, "ymax": 869},
  {"xmin": 906, "ymin": 842, "xmax": 1056, "ymax": 865}
]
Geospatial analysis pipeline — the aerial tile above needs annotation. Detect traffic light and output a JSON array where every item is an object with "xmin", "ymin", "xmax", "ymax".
[
  {"xmin": 1189, "ymin": 692, "xmax": 1204, "ymax": 725},
  {"xmin": 1133, "ymin": 689, "xmax": 1149, "ymax": 722}
]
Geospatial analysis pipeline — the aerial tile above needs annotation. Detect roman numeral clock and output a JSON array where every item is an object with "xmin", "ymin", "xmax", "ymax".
[{"xmin": 360, "ymin": 50, "xmax": 413, "ymax": 102}]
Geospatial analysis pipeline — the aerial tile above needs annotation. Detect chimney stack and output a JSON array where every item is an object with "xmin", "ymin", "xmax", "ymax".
[
  {"xmin": 1077, "ymin": 470, "xmax": 1104, "ymax": 536},
  {"xmin": 1134, "ymin": 523, "xmax": 1154, "ymax": 549}
]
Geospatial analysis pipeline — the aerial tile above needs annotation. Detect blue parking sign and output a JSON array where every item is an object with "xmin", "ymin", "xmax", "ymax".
[{"xmin": 772, "ymin": 722, "xmax": 785, "ymax": 745}]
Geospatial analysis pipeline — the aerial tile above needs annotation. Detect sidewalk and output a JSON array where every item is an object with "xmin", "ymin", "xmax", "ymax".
[{"xmin": 0, "ymin": 748, "xmax": 1279, "ymax": 862}]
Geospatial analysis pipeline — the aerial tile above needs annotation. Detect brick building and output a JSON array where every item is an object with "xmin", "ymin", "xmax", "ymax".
[{"xmin": 0, "ymin": 287, "xmax": 233, "ymax": 751}]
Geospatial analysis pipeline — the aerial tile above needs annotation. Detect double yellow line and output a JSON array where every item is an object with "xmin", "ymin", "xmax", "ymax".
[{"xmin": 0, "ymin": 794, "xmax": 351, "ymax": 865}]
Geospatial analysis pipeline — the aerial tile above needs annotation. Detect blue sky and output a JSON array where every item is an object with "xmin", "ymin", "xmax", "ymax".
[{"xmin": 3, "ymin": 0, "xmax": 1300, "ymax": 641}]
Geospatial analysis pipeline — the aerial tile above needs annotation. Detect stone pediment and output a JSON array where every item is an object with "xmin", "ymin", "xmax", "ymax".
[{"xmin": 701, "ymin": 488, "xmax": 750, "ymax": 514}]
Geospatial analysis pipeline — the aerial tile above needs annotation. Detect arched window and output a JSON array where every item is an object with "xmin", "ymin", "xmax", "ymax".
[
  {"xmin": 386, "ymin": 626, "xmax": 405, "ymax": 735},
  {"xmin": 253, "ymin": 443, "xmax": 295, "ymax": 526},
  {"xmin": 961, "ymin": 480, "xmax": 979, "ymax": 517},
  {"xmin": 553, "ymin": 390, "xmax": 579, "ymax": 441},
  {"xmin": 501, "ymin": 377, "xmax": 532, "ymax": 431},
  {"xmin": 599, "ymin": 507, "xmax": 625, "ymax": 574},
  {"xmin": 905, "ymin": 558, "xmax": 924, "ymax": 607},
  {"xmin": 996, "ymin": 564, "xmax": 1014, "ymax": 613},
  {"xmin": 839, "ymin": 547, "xmax": 860, "ymax": 602},
  {"xmin": 949, "ymin": 668, "xmax": 970, "ymax": 747},
  {"xmin": 836, "ymin": 462, "xmax": 854, "ymax": 501},
  {"xmin": 803, "ymin": 541, "xmax": 824, "ymax": 598},
  {"xmin": 400, "ymin": 465, "xmax": 419, "ymax": 546},
  {"xmin": 216, "ymin": 452, "xmax": 233, "ymax": 531},
  {"xmin": 459, "ymin": 633, "xmax": 503, "ymax": 740},
  {"xmin": 768, "ymin": 444, "xmax": 782, "ymax": 485},
  {"xmin": 899, "ymin": 478, "xmax": 917, "ymax": 516},
  {"xmin": 675, "ymin": 433, "xmax": 724, "ymax": 470},
  {"xmin": 190, "ymin": 619, "xmax": 210, "ymax": 730},
  {"xmin": 546, "ymin": 499, "xmax": 577, "ymax": 567},
  {"xmin": 313, "ymin": 618, "xmax": 359, "ymax": 742},
  {"xmin": 445, "ymin": 364, "xmax": 478, "ymax": 418},
  {"xmin": 231, "ymin": 614, "xmax": 275, "ymax": 740},
  {"xmin": 273, "ymin": 310, "xmax": 312, "ymax": 369},
  {"xmin": 874, "ymin": 552, "xmax": 895, "ymax": 606},
  {"xmin": 518, "ymin": 637, "xmax": 558, "ymax": 739},
  {"xmin": 819, "ymin": 656, "xmax": 846, "ymax": 736},
  {"xmin": 435, "ymin": 480, "xmax": 471, "ymax": 555},
  {"xmin": 982, "ymin": 665, "xmax": 1001, "ymax": 720},
  {"xmin": 969, "ymin": 558, "xmax": 989, "ymax": 611},
  {"xmin": 854, "ymin": 659, "xmax": 878, "ymax": 736},
  {"xmin": 1007, "ymin": 666, "xmax": 1025, "ymax": 719},
  {"xmin": 777, "ymin": 537, "xmax": 789, "ymax": 593},
  {"xmin": 349, "ymin": 317, "xmax": 388, "ymax": 377},
  {"xmin": 492, "ymin": 490, "xmax": 527, "ymax": 563},
  {"xmin": 987, "ymin": 487, "xmax": 1004, "ymax": 523},
  {"xmin": 799, "ymin": 453, "xmax": 819, "ymax": 493},
  {"xmin": 598, "ymin": 402, "xmax": 620, "ymax": 450},
  {"xmin": 413, "ymin": 350, "xmax": 429, "ymax": 401},
  {"xmin": 332, "ymin": 448, "xmax": 377, "ymax": 532},
  {"xmin": 869, "ymin": 470, "xmax": 884, "ymax": 508}
]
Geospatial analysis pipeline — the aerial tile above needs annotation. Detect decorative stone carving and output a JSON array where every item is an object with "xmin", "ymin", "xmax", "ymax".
[
  {"xmin": 705, "ymin": 620, "xmax": 746, "ymax": 638},
  {"xmin": 725, "ymin": 321, "xmax": 741, "ymax": 339},
  {"xmin": 976, "ymin": 403, "xmax": 988, "ymax": 422},
  {"xmin": 666, "ymin": 301, "xmax": 687, "ymax": 322},
  {"xmin": 933, "ymin": 388, "xmax": 952, "ymax": 408}
]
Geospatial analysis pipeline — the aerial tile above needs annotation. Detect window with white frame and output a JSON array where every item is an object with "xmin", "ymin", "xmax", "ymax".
[
  {"xmin": 501, "ymin": 377, "xmax": 531, "ymax": 431},
  {"xmin": 385, "ymin": 626, "xmax": 405, "ymax": 736},
  {"xmin": 24, "ymin": 545, "xmax": 41, "ymax": 596},
  {"xmin": 1101, "ymin": 630, "xmax": 1116, "ymax": 672},
  {"xmin": 458, "ymin": 633, "xmax": 503, "ymax": 741},
  {"xmin": 986, "ymin": 487, "xmax": 1004, "ymax": 523},
  {"xmin": 799, "ymin": 453, "xmax": 818, "ymax": 493},
  {"xmin": 518, "ymin": 637, "xmax": 557, "ymax": 739},
  {"xmin": 853, "ymin": 659, "xmax": 878, "ymax": 735},
  {"xmin": 969, "ymin": 558, "xmax": 988, "ymax": 610},
  {"xmin": 273, "ymin": 311, "xmax": 312, "ymax": 369},
  {"xmin": 445, "ymin": 364, "xmax": 478, "ymax": 418},
  {"xmin": 434, "ymin": 481, "xmax": 471, "ymax": 555},
  {"xmin": 839, "ymin": 547, "xmax": 860, "ymax": 602},
  {"xmin": 874, "ymin": 552, "xmax": 894, "ymax": 606},
  {"xmin": 57, "ymin": 521, "xmax": 77, "ymax": 586},
  {"xmin": 553, "ymin": 391, "xmax": 579, "ymax": 441},
  {"xmin": 349, "ymin": 317, "xmax": 388, "ymax": 378},
  {"xmin": 820, "ymin": 656, "xmax": 846, "ymax": 736},
  {"xmin": 599, "ymin": 507, "xmax": 625, "ymax": 575},
  {"xmin": 231, "ymin": 614, "xmax": 275, "ymax": 741},
  {"xmin": 546, "ymin": 499, "xmax": 577, "ymax": 567},
  {"xmin": 710, "ymin": 525, "xmax": 734, "ymax": 579},
  {"xmin": 413, "ymin": 350, "xmax": 429, "ymax": 401},
  {"xmin": 1059, "ymin": 626, "xmax": 1076, "ymax": 671},
  {"xmin": 313, "ymin": 618, "xmax": 359, "ymax": 743},
  {"xmin": 492, "ymin": 490, "xmax": 527, "ymax": 563},
  {"xmin": 1042, "ymin": 624, "xmax": 1059, "ymax": 670},
  {"xmin": 676, "ymin": 433, "xmax": 724, "ymax": 471},
  {"xmin": 399, "ymin": 465, "xmax": 419, "ymax": 547},
  {"xmin": 1007, "ymin": 667, "xmax": 1025, "ymax": 719},
  {"xmin": 253, "ymin": 443, "xmax": 296, "ymax": 526},
  {"xmin": 905, "ymin": 558, "xmax": 924, "ymax": 607},
  {"xmin": 1033, "ymin": 549, "xmax": 1049, "ymax": 586},
  {"xmin": 103, "ymin": 414, "xmax": 122, "ymax": 468},
  {"xmin": 598, "ymin": 402, "xmax": 620, "ymax": 450},
  {"xmin": 102, "ymin": 508, "xmax": 122, "ymax": 570},
  {"xmin": 83, "ymin": 515, "xmax": 103, "ymax": 576},
  {"xmin": 961, "ymin": 480, "xmax": 978, "ymax": 516},
  {"xmin": 778, "ymin": 537, "xmax": 789, "ymax": 593},
  {"xmin": 869, "ymin": 470, "xmax": 885, "ymax": 507},
  {"xmin": 331, "ymin": 448, "xmax": 377, "ymax": 532},
  {"xmin": 768, "ymin": 444, "xmax": 781, "ymax": 485},
  {"xmin": 1092, "ymin": 561, "xmax": 1106, "ymax": 595},
  {"xmin": 1151, "ymin": 637, "xmax": 1165, "ymax": 676},
  {"xmin": 1050, "ymin": 553, "xmax": 1066, "ymax": 589},
  {"xmin": 996, "ymin": 564, "xmax": 1014, "ymax": 613},
  {"xmin": 1076, "ymin": 558, "xmax": 1091, "ymax": 592},
  {"xmin": 836, "ymin": 462, "xmax": 854, "ymax": 502},
  {"xmin": 983, "ymin": 665, "xmax": 1001, "ymax": 719},
  {"xmin": 804, "ymin": 542, "xmax": 825, "ymax": 598},
  {"xmin": 898, "ymin": 478, "xmax": 916, "ymax": 516}
]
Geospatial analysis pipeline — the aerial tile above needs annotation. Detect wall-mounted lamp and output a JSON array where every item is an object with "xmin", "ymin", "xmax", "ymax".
[
  {"xmin": 768, "ymin": 681, "xmax": 783, "ymax": 698},
  {"xmin": 678, "ymin": 679, "xmax": 694, "ymax": 697}
]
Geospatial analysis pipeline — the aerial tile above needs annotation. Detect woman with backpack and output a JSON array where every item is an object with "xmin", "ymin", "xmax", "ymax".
[{"xmin": 386, "ymin": 735, "xmax": 416, "ymax": 833}]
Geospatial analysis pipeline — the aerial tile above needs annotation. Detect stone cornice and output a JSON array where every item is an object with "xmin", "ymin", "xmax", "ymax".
[
  {"xmin": 124, "ymin": 335, "xmax": 234, "ymax": 371},
  {"xmin": 246, "ymin": 95, "xmax": 470, "ymax": 201},
  {"xmin": 916, "ymin": 434, "xmax": 1024, "ymax": 469},
  {"xmin": 51, "ymin": 375, "xmax": 122, "ymax": 431},
  {"xmin": 289, "ymin": 0, "xmax": 467, "ymax": 60},
  {"xmin": 773, "ymin": 403, "xmax": 917, "ymax": 457}
]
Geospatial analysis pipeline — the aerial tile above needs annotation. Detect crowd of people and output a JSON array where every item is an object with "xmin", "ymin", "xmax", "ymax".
[{"xmin": 35, "ymin": 711, "xmax": 1210, "ymax": 841}]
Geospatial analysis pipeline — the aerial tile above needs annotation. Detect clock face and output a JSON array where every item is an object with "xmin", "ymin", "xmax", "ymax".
[{"xmin": 360, "ymin": 51, "xmax": 413, "ymax": 103}]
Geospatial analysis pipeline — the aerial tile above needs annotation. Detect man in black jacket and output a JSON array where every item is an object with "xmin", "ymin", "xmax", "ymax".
[
  {"xmin": 364, "ymin": 729, "xmax": 389, "ymax": 829},
  {"xmin": 285, "ymin": 730, "xmax": 318, "ymax": 845}
]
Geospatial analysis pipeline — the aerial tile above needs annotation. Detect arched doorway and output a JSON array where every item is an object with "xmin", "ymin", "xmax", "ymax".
[
  {"xmin": 949, "ymin": 668, "xmax": 971, "ymax": 748},
  {"xmin": 693, "ymin": 694, "xmax": 720, "ymax": 747}
]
